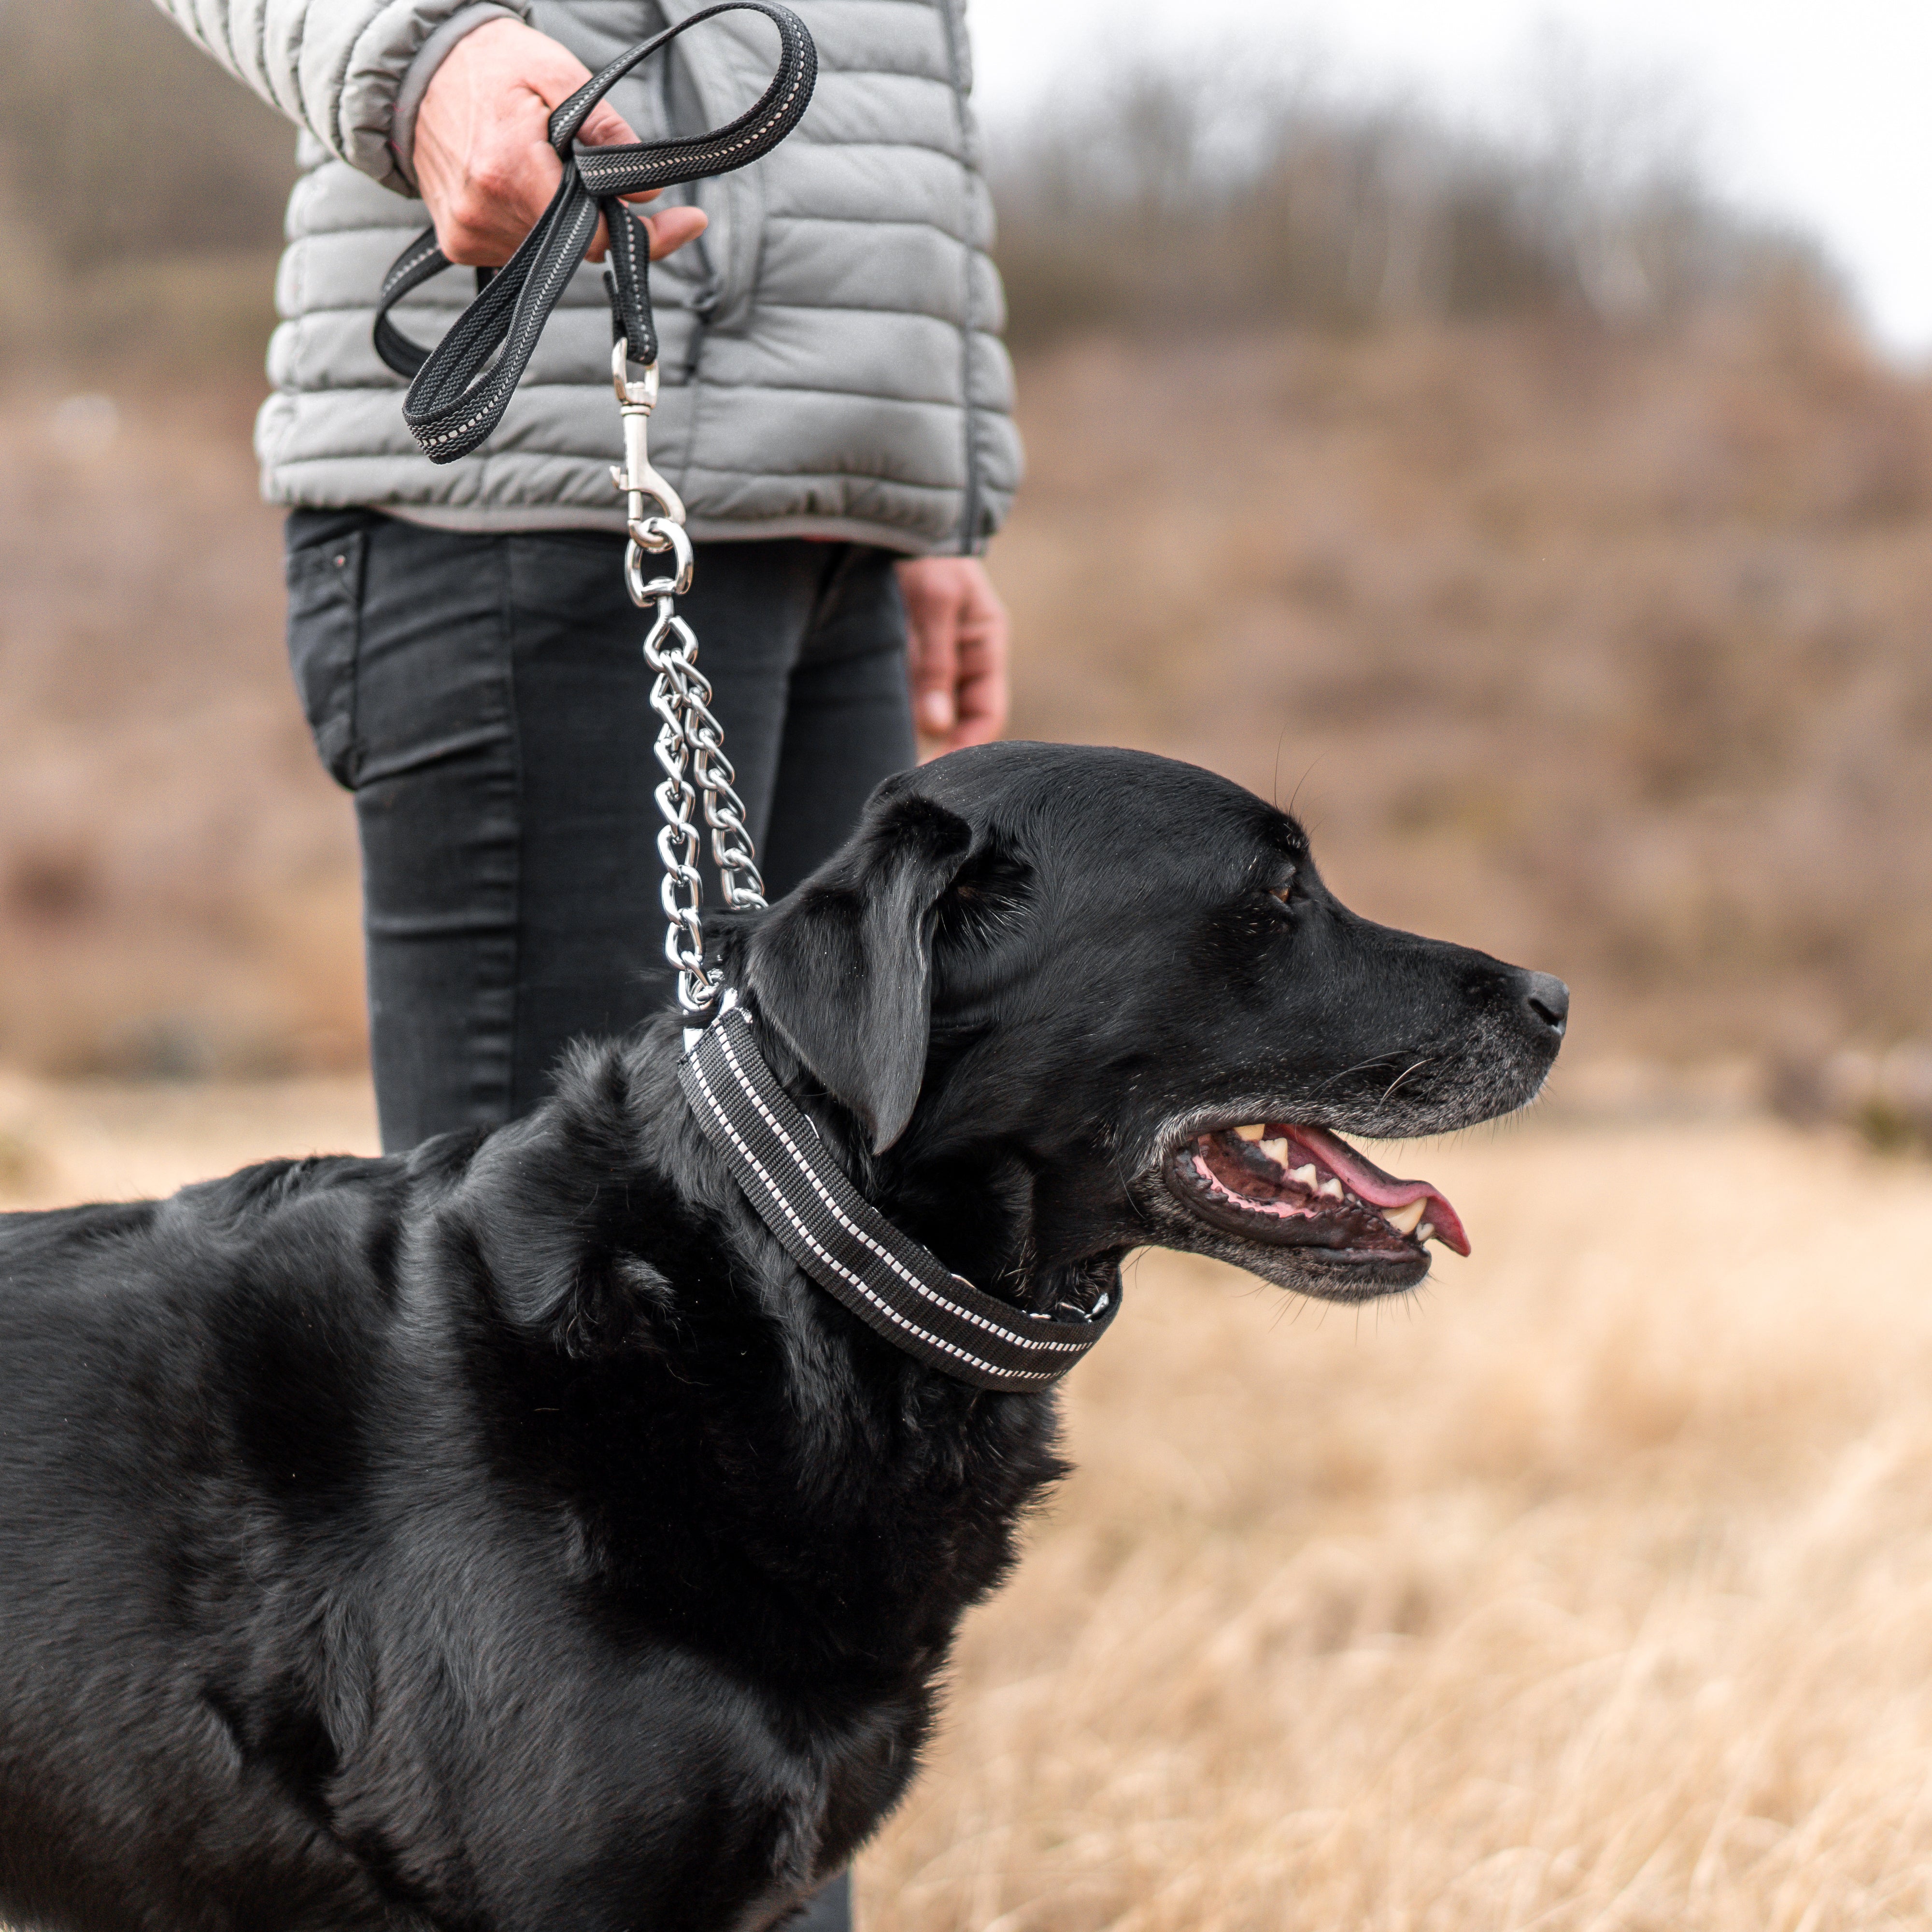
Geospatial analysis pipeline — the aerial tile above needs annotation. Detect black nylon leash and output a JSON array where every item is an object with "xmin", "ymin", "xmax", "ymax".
[
  {"xmin": 373, "ymin": 0, "xmax": 817, "ymax": 463},
  {"xmin": 681, "ymin": 1006, "xmax": 1119, "ymax": 1392}
]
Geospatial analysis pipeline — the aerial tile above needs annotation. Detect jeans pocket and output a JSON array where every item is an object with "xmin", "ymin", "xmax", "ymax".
[{"xmin": 285, "ymin": 529, "xmax": 366, "ymax": 789}]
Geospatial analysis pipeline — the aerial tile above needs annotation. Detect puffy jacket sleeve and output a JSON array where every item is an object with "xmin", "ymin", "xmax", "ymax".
[{"xmin": 149, "ymin": 0, "xmax": 530, "ymax": 193}]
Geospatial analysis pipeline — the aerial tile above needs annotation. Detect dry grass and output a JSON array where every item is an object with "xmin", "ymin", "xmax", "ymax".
[
  {"xmin": 6, "ymin": 1085, "xmax": 1932, "ymax": 1927},
  {"xmin": 863, "ymin": 1110, "xmax": 1932, "ymax": 1931}
]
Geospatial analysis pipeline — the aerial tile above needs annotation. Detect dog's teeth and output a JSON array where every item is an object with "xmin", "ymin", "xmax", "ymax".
[
  {"xmin": 1418, "ymin": 1222, "xmax": 1436, "ymax": 1243},
  {"xmin": 1259, "ymin": 1137, "xmax": 1289, "ymax": 1164},
  {"xmin": 1383, "ymin": 1199, "xmax": 1426, "ymax": 1236},
  {"xmin": 1235, "ymin": 1123, "xmax": 1266, "ymax": 1142},
  {"xmin": 1318, "ymin": 1178, "xmax": 1344, "ymax": 1200},
  {"xmin": 1290, "ymin": 1165, "xmax": 1318, "ymax": 1187}
]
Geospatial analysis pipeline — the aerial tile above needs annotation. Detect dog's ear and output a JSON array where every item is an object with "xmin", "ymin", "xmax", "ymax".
[{"xmin": 745, "ymin": 790, "xmax": 974, "ymax": 1153}]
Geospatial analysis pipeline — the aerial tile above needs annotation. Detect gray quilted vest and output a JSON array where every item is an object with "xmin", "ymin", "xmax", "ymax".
[{"xmin": 250, "ymin": 0, "xmax": 1020, "ymax": 553}]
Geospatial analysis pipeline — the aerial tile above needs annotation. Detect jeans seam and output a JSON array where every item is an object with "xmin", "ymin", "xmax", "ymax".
[
  {"xmin": 344, "ymin": 533, "xmax": 369, "ymax": 787},
  {"xmin": 804, "ymin": 541, "xmax": 859, "ymax": 635},
  {"xmin": 497, "ymin": 536, "xmax": 526, "ymax": 1123}
]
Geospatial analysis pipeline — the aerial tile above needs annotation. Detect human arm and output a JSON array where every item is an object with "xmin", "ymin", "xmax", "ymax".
[
  {"xmin": 897, "ymin": 558, "xmax": 1011, "ymax": 755},
  {"xmin": 147, "ymin": 0, "xmax": 699, "ymax": 268}
]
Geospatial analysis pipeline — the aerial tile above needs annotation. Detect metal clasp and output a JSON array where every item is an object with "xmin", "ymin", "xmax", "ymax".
[{"xmin": 610, "ymin": 337, "xmax": 687, "ymax": 530}]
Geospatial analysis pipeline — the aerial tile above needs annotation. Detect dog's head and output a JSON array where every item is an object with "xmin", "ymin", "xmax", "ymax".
[{"xmin": 726, "ymin": 744, "xmax": 1564, "ymax": 1307}]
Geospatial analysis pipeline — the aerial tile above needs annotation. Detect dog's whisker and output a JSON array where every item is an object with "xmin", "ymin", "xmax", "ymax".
[{"xmin": 1379, "ymin": 1059, "xmax": 1434, "ymax": 1103}]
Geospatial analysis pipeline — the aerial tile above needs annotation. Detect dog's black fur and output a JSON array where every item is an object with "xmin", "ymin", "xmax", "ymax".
[{"xmin": 0, "ymin": 746, "xmax": 1565, "ymax": 1932}]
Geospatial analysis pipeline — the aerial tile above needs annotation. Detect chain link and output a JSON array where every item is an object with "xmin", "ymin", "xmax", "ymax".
[
  {"xmin": 628, "ymin": 515, "xmax": 768, "ymax": 1015},
  {"xmin": 613, "ymin": 340, "xmax": 767, "ymax": 1016}
]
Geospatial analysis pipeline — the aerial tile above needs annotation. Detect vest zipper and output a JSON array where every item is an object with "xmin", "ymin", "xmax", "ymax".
[{"xmin": 684, "ymin": 280, "xmax": 720, "ymax": 381}]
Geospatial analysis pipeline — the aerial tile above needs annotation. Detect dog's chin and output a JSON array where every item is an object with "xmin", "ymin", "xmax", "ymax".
[
  {"xmin": 1145, "ymin": 1118, "xmax": 1471, "ymax": 1304},
  {"xmin": 1153, "ymin": 1211, "xmax": 1433, "ymax": 1302}
]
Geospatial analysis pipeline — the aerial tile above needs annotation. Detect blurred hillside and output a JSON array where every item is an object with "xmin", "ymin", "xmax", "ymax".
[
  {"xmin": 2, "ymin": 0, "xmax": 1930, "ymax": 1099},
  {"xmin": 1002, "ymin": 309, "xmax": 1932, "ymax": 1067}
]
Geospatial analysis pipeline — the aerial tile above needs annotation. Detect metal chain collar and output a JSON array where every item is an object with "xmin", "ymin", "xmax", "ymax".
[{"xmin": 613, "ymin": 340, "xmax": 767, "ymax": 1018}]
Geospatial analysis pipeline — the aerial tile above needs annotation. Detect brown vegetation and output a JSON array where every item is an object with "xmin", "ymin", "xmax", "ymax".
[
  {"xmin": 1002, "ymin": 305, "xmax": 1932, "ymax": 1067},
  {"xmin": 0, "ymin": 383, "xmax": 364, "ymax": 1074},
  {"xmin": 0, "ymin": 0, "xmax": 293, "ymax": 370},
  {"xmin": 7, "ymin": 294, "xmax": 1932, "ymax": 1080},
  {"xmin": 5, "ymin": 6, "xmax": 1925, "ymax": 1085}
]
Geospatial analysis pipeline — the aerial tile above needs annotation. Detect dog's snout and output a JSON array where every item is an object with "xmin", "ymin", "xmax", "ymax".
[{"xmin": 1521, "ymin": 971, "xmax": 1569, "ymax": 1039}]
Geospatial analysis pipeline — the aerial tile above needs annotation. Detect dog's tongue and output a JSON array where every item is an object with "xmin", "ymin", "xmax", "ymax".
[{"xmin": 1282, "ymin": 1123, "xmax": 1471, "ymax": 1256}]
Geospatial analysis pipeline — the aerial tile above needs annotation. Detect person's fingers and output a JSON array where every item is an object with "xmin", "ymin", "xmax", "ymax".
[
  {"xmin": 588, "ymin": 201, "xmax": 705, "ymax": 265},
  {"xmin": 418, "ymin": 20, "xmax": 698, "ymax": 268},
  {"xmin": 532, "ymin": 71, "xmax": 634, "ymax": 260},
  {"xmin": 527, "ymin": 81, "xmax": 696, "ymax": 265},
  {"xmin": 945, "ymin": 583, "xmax": 1010, "ymax": 751},
  {"xmin": 902, "ymin": 573, "xmax": 963, "ymax": 741},
  {"xmin": 422, "ymin": 72, "xmax": 561, "ymax": 264},
  {"xmin": 437, "ymin": 121, "xmax": 560, "ymax": 262},
  {"xmin": 948, "ymin": 645, "xmax": 1008, "ymax": 749},
  {"xmin": 644, "ymin": 207, "xmax": 709, "ymax": 259}
]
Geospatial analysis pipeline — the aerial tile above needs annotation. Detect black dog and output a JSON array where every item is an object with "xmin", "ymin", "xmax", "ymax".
[{"xmin": 0, "ymin": 744, "xmax": 1565, "ymax": 1932}]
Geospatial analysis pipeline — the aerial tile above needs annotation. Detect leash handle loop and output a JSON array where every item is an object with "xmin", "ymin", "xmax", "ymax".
[{"xmin": 373, "ymin": 0, "xmax": 817, "ymax": 464}]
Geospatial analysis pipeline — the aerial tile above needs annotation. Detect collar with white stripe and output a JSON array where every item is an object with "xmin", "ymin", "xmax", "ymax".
[{"xmin": 679, "ymin": 1002, "xmax": 1118, "ymax": 1391}]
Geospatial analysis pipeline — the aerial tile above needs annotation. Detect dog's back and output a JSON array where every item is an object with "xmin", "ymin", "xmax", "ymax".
[
  {"xmin": 0, "ymin": 1161, "xmax": 419, "ymax": 1932},
  {"xmin": 0, "ymin": 1128, "xmax": 881, "ymax": 1932}
]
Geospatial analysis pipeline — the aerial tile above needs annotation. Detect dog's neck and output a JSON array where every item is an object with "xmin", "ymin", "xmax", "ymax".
[
  {"xmin": 704, "ymin": 1009, "xmax": 1122, "ymax": 1322},
  {"xmin": 445, "ymin": 1018, "xmax": 1072, "ymax": 1695}
]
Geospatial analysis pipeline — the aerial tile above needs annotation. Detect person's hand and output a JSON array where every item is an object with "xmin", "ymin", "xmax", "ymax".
[
  {"xmin": 897, "ymin": 557, "xmax": 1010, "ymax": 755},
  {"xmin": 412, "ymin": 16, "xmax": 708, "ymax": 267}
]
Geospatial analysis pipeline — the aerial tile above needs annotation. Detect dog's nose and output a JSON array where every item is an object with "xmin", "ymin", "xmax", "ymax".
[{"xmin": 1521, "ymin": 972, "xmax": 1569, "ymax": 1038}]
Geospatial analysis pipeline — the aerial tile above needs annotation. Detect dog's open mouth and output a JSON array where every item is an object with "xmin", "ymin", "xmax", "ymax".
[{"xmin": 1165, "ymin": 1122, "xmax": 1469, "ymax": 1262}]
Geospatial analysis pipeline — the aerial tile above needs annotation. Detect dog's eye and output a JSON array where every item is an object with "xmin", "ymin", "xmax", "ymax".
[{"xmin": 1267, "ymin": 874, "xmax": 1298, "ymax": 906}]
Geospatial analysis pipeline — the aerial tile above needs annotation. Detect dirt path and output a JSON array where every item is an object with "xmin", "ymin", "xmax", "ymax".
[{"xmin": 5, "ymin": 1087, "xmax": 1928, "ymax": 1928}]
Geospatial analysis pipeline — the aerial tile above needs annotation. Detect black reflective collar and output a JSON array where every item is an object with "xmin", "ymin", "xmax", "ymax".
[{"xmin": 679, "ymin": 1004, "xmax": 1117, "ymax": 1391}]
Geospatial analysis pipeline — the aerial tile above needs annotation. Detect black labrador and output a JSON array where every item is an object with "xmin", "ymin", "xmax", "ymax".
[{"xmin": 0, "ymin": 744, "xmax": 1566, "ymax": 1932}]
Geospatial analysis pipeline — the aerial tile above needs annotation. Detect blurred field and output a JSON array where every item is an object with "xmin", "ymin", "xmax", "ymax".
[
  {"xmin": 7, "ymin": 301, "xmax": 1932, "ymax": 1086},
  {"xmin": 1002, "ymin": 308, "xmax": 1932, "ymax": 1066},
  {"xmin": 4, "ymin": 1, "xmax": 1930, "ymax": 1091},
  {"xmin": 6, "ymin": 1082, "xmax": 1932, "ymax": 1928},
  {"xmin": 0, "ymin": 378, "xmax": 363, "ymax": 1077}
]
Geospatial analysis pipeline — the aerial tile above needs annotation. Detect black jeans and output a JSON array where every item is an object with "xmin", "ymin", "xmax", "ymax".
[
  {"xmin": 286, "ymin": 511, "xmax": 915, "ymax": 1154},
  {"xmin": 287, "ymin": 511, "xmax": 888, "ymax": 1931}
]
